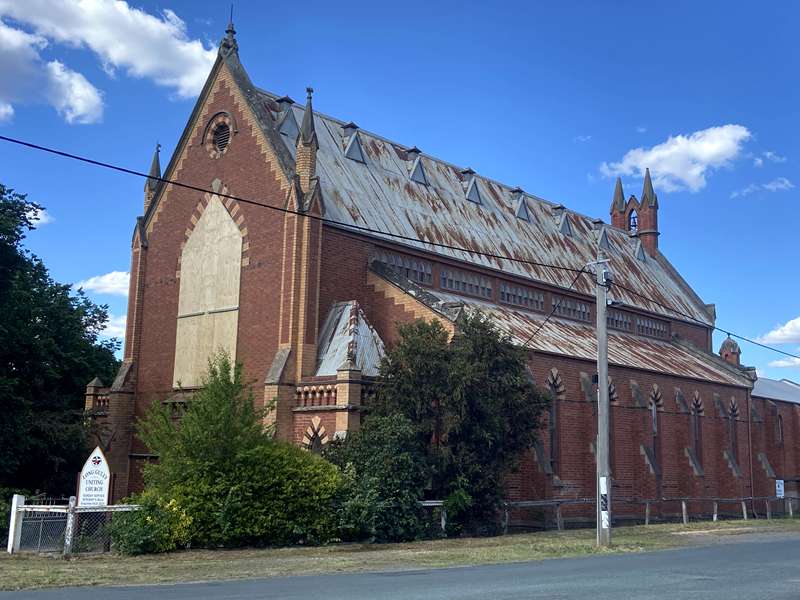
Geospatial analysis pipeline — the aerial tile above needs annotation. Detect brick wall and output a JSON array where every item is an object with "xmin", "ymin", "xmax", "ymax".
[{"xmin": 110, "ymin": 62, "xmax": 796, "ymax": 510}]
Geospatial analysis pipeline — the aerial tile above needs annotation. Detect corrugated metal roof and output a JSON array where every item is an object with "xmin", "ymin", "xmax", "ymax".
[
  {"xmin": 752, "ymin": 378, "xmax": 800, "ymax": 405},
  {"xmin": 423, "ymin": 288, "xmax": 746, "ymax": 387},
  {"xmin": 256, "ymin": 89, "xmax": 713, "ymax": 327},
  {"xmin": 315, "ymin": 301, "xmax": 385, "ymax": 376}
]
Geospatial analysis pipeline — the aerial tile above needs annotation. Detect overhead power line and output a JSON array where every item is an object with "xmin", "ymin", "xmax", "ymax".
[
  {"xmin": 1, "ymin": 133, "xmax": 796, "ymax": 362},
  {"xmin": 611, "ymin": 281, "xmax": 800, "ymax": 361},
  {"xmin": 0, "ymin": 134, "xmax": 585, "ymax": 275},
  {"xmin": 519, "ymin": 268, "xmax": 587, "ymax": 348}
]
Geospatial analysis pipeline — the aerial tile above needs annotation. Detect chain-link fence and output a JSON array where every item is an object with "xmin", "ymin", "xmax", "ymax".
[{"xmin": 7, "ymin": 495, "xmax": 139, "ymax": 555}]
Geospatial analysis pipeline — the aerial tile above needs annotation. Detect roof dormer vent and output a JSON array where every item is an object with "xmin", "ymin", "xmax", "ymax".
[
  {"xmin": 512, "ymin": 187, "xmax": 531, "ymax": 222},
  {"xmin": 552, "ymin": 205, "xmax": 572, "ymax": 236},
  {"xmin": 278, "ymin": 108, "xmax": 299, "ymax": 140},
  {"xmin": 409, "ymin": 154, "xmax": 427, "ymax": 185},
  {"xmin": 634, "ymin": 239, "xmax": 647, "ymax": 262},
  {"xmin": 342, "ymin": 122, "xmax": 359, "ymax": 138},
  {"xmin": 344, "ymin": 131, "xmax": 366, "ymax": 163},
  {"xmin": 460, "ymin": 168, "xmax": 481, "ymax": 204},
  {"xmin": 598, "ymin": 227, "xmax": 611, "ymax": 250}
]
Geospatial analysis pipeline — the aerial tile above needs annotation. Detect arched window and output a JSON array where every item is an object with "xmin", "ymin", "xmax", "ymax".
[
  {"xmin": 545, "ymin": 369, "xmax": 566, "ymax": 476},
  {"xmin": 691, "ymin": 393, "xmax": 704, "ymax": 467},
  {"xmin": 173, "ymin": 193, "xmax": 242, "ymax": 387},
  {"xmin": 777, "ymin": 414, "xmax": 785, "ymax": 446},
  {"xmin": 729, "ymin": 400, "xmax": 740, "ymax": 462},
  {"xmin": 649, "ymin": 385, "xmax": 663, "ymax": 474},
  {"xmin": 628, "ymin": 210, "xmax": 639, "ymax": 233}
]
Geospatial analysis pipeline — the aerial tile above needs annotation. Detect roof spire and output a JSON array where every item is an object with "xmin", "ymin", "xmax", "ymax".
[
  {"xmin": 299, "ymin": 86, "xmax": 318, "ymax": 148},
  {"xmin": 219, "ymin": 5, "xmax": 238, "ymax": 56},
  {"xmin": 611, "ymin": 177, "xmax": 625, "ymax": 213},
  {"xmin": 641, "ymin": 168, "xmax": 657, "ymax": 207},
  {"xmin": 145, "ymin": 143, "xmax": 161, "ymax": 192}
]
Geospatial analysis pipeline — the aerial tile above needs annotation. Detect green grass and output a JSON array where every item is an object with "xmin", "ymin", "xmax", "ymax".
[{"xmin": 2, "ymin": 519, "xmax": 799, "ymax": 591}]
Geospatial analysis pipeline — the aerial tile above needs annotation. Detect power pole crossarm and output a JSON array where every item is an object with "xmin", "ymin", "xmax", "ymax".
[{"xmin": 595, "ymin": 253, "xmax": 612, "ymax": 547}]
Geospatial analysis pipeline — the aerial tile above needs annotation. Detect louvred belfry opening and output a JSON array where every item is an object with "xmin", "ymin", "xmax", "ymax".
[{"xmin": 213, "ymin": 123, "xmax": 231, "ymax": 152}]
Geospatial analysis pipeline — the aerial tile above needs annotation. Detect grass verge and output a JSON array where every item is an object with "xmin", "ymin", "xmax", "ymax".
[{"xmin": 2, "ymin": 518, "xmax": 799, "ymax": 591}]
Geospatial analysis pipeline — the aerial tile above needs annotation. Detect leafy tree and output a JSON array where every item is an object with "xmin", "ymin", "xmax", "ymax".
[
  {"xmin": 373, "ymin": 313, "xmax": 549, "ymax": 533},
  {"xmin": 325, "ymin": 414, "xmax": 428, "ymax": 542},
  {"xmin": 137, "ymin": 353, "xmax": 341, "ymax": 547},
  {"xmin": 138, "ymin": 353, "xmax": 268, "ymax": 495},
  {"xmin": 0, "ymin": 184, "xmax": 119, "ymax": 494}
]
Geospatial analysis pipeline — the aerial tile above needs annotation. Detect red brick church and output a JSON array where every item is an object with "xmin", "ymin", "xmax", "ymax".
[{"xmin": 86, "ymin": 24, "xmax": 799, "ymax": 517}]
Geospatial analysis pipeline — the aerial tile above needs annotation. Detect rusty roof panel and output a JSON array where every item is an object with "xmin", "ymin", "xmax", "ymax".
[
  {"xmin": 429, "ymin": 291, "xmax": 746, "ymax": 387},
  {"xmin": 261, "ymin": 90, "xmax": 712, "ymax": 326}
]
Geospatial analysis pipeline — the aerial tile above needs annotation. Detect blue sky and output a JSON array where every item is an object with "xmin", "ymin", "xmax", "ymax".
[{"xmin": 0, "ymin": 1, "xmax": 797, "ymax": 377}]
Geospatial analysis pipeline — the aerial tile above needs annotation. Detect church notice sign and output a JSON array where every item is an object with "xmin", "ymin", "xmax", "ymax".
[{"xmin": 77, "ymin": 447, "xmax": 111, "ymax": 507}]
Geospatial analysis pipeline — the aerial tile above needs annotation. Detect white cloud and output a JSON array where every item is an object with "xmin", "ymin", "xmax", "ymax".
[
  {"xmin": 102, "ymin": 314, "xmax": 126, "ymax": 338},
  {"xmin": 636, "ymin": 126, "xmax": 647, "ymax": 133},
  {"xmin": 0, "ymin": 1, "xmax": 216, "ymax": 99},
  {"xmin": 0, "ymin": 101, "xmax": 12, "ymax": 121},
  {"xmin": 44, "ymin": 60, "xmax": 103, "ymax": 123},
  {"xmin": 759, "ymin": 316, "xmax": 800, "ymax": 345},
  {"xmin": 574, "ymin": 135, "xmax": 592, "ymax": 143},
  {"xmin": 28, "ymin": 207, "xmax": 54, "ymax": 225},
  {"xmin": 768, "ymin": 357, "xmax": 800, "ymax": 369},
  {"xmin": 76, "ymin": 270, "xmax": 130, "ymax": 296},
  {"xmin": 763, "ymin": 177, "xmax": 794, "ymax": 192},
  {"xmin": 731, "ymin": 177, "xmax": 794, "ymax": 198},
  {"xmin": 753, "ymin": 157, "xmax": 764, "ymax": 168},
  {"xmin": 0, "ymin": 18, "xmax": 103, "ymax": 123},
  {"xmin": 600, "ymin": 124, "xmax": 752, "ymax": 192},
  {"xmin": 763, "ymin": 150, "xmax": 786, "ymax": 164}
]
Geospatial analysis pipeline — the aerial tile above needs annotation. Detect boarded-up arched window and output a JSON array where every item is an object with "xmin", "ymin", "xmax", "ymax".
[{"xmin": 173, "ymin": 196, "xmax": 242, "ymax": 387}]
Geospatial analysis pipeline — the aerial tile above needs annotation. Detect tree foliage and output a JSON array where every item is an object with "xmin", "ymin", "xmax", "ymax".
[
  {"xmin": 0, "ymin": 184, "xmax": 119, "ymax": 494},
  {"xmin": 373, "ymin": 314, "xmax": 549, "ymax": 533},
  {"xmin": 137, "ymin": 353, "xmax": 341, "ymax": 547},
  {"xmin": 325, "ymin": 414, "xmax": 428, "ymax": 542}
]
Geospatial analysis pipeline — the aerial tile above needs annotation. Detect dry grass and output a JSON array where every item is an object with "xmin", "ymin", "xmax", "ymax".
[{"xmin": 2, "ymin": 518, "xmax": 799, "ymax": 591}]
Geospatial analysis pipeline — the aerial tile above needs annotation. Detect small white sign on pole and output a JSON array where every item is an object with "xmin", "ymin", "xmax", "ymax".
[
  {"xmin": 776, "ymin": 479, "xmax": 785, "ymax": 499},
  {"xmin": 77, "ymin": 446, "xmax": 111, "ymax": 507}
]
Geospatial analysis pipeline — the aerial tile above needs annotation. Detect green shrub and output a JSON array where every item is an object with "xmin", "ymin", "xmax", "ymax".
[
  {"xmin": 108, "ymin": 492, "xmax": 192, "ymax": 555},
  {"xmin": 135, "ymin": 354, "xmax": 343, "ymax": 549},
  {"xmin": 214, "ymin": 443, "xmax": 341, "ymax": 546},
  {"xmin": 326, "ymin": 414, "xmax": 428, "ymax": 542}
]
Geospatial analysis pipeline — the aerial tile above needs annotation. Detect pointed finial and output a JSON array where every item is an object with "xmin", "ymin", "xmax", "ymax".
[
  {"xmin": 219, "ymin": 5, "xmax": 238, "ymax": 55},
  {"xmin": 641, "ymin": 168, "xmax": 657, "ymax": 207},
  {"xmin": 299, "ymin": 86, "xmax": 318, "ymax": 148},
  {"xmin": 611, "ymin": 177, "xmax": 625, "ymax": 213},
  {"xmin": 145, "ymin": 142, "xmax": 161, "ymax": 192}
]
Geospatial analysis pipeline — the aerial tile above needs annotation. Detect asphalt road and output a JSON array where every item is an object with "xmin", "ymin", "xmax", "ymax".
[{"xmin": 5, "ymin": 533, "xmax": 800, "ymax": 600}]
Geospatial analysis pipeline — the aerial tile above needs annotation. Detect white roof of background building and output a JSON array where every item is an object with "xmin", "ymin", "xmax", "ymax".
[{"xmin": 752, "ymin": 377, "xmax": 800, "ymax": 405}]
